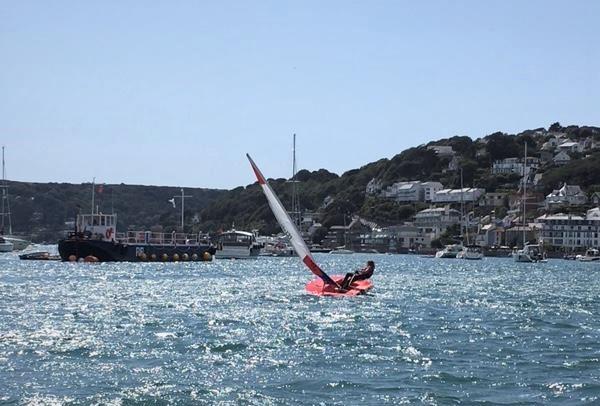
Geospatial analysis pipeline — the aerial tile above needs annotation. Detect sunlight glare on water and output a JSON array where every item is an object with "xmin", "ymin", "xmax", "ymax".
[{"xmin": 1, "ymin": 251, "xmax": 600, "ymax": 404}]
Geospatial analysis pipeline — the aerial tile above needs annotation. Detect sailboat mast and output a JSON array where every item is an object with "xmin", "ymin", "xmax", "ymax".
[
  {"xmin": 522, "ymin": 142, "xmax": 527, "ymax": 246},
  {"xmin": 1, "ymin": 146, "xmax": 5, "ymax": 232},
  {"xmin": 181, "ymin": 188, "xmax": 185, "ymax": 230},
  {"xmin": 91, "ymin": 177, "xmax": 96, "ymax": 216},
  {"xmin": 291, "ymin": 133, "xmax": 300, "ymax": 225},
  {"xmin": 1, "ymin": 146, "xmax": 11, "ymax": 235},
  {"xmin": 460, "ymin": 168, "xmax": 465, "ymax": 244}
]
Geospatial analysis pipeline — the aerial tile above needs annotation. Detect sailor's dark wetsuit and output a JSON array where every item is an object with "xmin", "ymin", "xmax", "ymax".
[{"xmin": 341, "ymin": 265, "xmax": 374, "ymax": 289}]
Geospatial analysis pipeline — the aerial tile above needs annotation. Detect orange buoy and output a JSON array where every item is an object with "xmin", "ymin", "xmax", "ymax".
[
  {"xmin": 203, "ymin": 252, "xmax": 212, "ymax": 261},
  {"xmin": 84, "ymin": 255, "xmax": 99, "ymax": 263}
]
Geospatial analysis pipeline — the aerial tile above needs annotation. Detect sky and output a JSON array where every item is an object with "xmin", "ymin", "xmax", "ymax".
[{"xmin": 1, "ymin": 1, "xmax": 599, "ymax": 189}]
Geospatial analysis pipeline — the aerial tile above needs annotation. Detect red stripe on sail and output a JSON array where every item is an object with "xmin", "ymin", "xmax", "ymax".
[
  {"xmin": 252, "ymin": 165, "xmax": 266, "ymax": 184},
  {"xmin": 247, "ymin": 155, "xmax": 267, "ymax": 185},
  {"xmin": 302, "ymin": 255, "xmax": 336, "ymax": 286}
]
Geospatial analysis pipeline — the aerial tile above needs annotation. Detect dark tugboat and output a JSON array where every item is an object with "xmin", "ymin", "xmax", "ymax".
[{"xmin": 58, "ymin": 212, "xmax": 216, "ymax": 262}]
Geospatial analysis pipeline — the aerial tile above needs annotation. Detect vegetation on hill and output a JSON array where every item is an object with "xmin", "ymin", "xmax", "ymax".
[
  {"xmin": 196, "ymin": 123, "xmax": 600, "ymax": 234},
  {"xmin": 5, "ymin": 182, "xmax": 226, "ymax": 242}
]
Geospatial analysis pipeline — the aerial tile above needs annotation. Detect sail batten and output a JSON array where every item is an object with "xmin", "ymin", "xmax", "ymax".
[{"xmin": 246, "ymin": 154, "xmax": 338, "ymax": 287}]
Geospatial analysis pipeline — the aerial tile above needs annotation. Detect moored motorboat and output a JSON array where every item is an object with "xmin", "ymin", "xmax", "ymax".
[
  {"xmin": 3, "ymin": 236, "xmax": 30, "ymax": 251},
  {"xmin": 576, "ymin": 248, "xmax": 600, "ymax": 262},
  {"xmin": 329, "ymin": 246, "xmax": 354, "ymax": 255},
  {"xmin": 215, "ymin": 229, "xmax": 262, "ymax": 259},
  {"xmin": 457, "ymin": 245, "xmax": 484, "ymax": 260},
  {"xmin": 512, "ymin": 244, "xmax": 544, "ymax": 263},
  {"xmin": 435, "ymin": 244, "xmax": 463, "ymax": 258},
  {"xmin": 1, "ymin": 147, "xmax": 32, "ymax": 251},
  {"xmin": 0, "ymin": 237, "xmax": 13, "ymax": 252}
]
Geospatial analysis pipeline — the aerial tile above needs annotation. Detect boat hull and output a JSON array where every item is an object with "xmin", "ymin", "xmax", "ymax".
[
  {"xmin": 305, "ymin": 275, "xmax": 373, "ymax": 297},
  {"xmin": 215, "ymin": 245, "xmax": 261, "ymax": 259},
  {"xmin": 58, "ymin": 238, "xmax": 216, "ymax": 262},
  {"xmin": 4, "ymin": 236, "xmax": 31, "ymax": 251}
]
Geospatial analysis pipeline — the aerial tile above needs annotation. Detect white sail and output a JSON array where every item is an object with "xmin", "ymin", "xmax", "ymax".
[{"xmin": 246, "ymin": 154, "xmax": 338, "ymax": 286}]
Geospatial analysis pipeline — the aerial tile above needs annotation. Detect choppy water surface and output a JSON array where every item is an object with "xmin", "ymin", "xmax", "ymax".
[{"xmin": 1, "ymin": 250, "xmax": 599, "ymax": 405}]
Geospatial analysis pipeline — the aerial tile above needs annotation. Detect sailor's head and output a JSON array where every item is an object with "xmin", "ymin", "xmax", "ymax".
[{"xmin": 367, "ymin": 260, "xmax": 375, "ymax": 268}]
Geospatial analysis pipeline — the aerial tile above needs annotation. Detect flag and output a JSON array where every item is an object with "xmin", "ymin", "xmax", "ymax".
[{"xmin": 168, "ymin": 198, "xmax": 176, "ymax": 208}]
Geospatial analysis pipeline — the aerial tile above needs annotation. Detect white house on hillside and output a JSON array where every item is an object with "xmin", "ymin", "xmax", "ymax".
[
  {"xmin": 427, "ymin": 145, "xmax": 455, "ymax": 157},
  {"xmin": 433, "ymin": 188, "xmax": 485, "ymax": 203},
  {"xmin": 366, "ymin": 178, "xmax": 383, "ymax": 195},
  {"xmin": 378, "ymin": 181, "xmax": 443, "ymax": 203},
  {"xmin": 558, "ymin": 140, "xmax": 583, "ymax": 154},
  {"xmin": 553, "ymin": 151, "xmax": 571, "ymax": 166},
  {"xmin": 414, "ymin": 207, "xmax": 461, "ymax": 239},
  {"xmin": 545, "ymin": 184, "xmax": 587, "ymax": 209}
]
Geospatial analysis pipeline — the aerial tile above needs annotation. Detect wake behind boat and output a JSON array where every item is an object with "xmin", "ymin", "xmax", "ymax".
[{"xmin": 246, "ymin": 153, "xmax": 372, "ymax": 296}]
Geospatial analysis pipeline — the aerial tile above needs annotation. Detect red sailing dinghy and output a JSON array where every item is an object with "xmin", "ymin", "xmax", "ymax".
[{"xmin": 246, "ymin": 154, "xmax": 373, "ymax": 297}]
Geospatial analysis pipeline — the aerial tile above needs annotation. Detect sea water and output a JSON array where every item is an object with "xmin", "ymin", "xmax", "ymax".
[{"xmin": 1, "ymin": 250, "xmax": 599, "ymax": 404}]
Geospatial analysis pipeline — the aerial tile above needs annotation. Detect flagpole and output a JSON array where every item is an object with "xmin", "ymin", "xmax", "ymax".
[
  {"xmin": 181, "ymin": 188, "xmax": 184, "ymax": 230},
  {"xmin": 170, "ymin": 189, "xmax": 191, "ymax": 231},
  {"xmin": 91, "ymin": 177, "xmax": 95, "ymax": 216}
]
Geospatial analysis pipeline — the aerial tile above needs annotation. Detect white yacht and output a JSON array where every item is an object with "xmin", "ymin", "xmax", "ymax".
[
  {"xmin": 1, "ymin": 147, "xmax": 31, "ymax": 251},
  {"xmin": 257, "ymin": 236, "xmax": 295, "ymax": 257},
  {"xmin": 329, "ymin": 247, "xmax": 354, "ymax": 255},
  {"xmin": 513, "ymin": 143, "xmax": 545, "ymax": 263},
  {"xmin": 215, "ymin": 230, "xmax": 262, "ymax": 259},
  {"xmin": 512, "ymin": 244, "xmax": 543, "ymax": 263},
  {"xmin": 0, "ymin": 237, "xmax": 13, "ymax": 252},
  {"xmin": 435, "ymin": 244, "xmax": 463, "ymax": 258},
  {"xmin": 457, "ymin": 245, "xmax": 484, "ymax": 260},
  {"xmin": 3, "ymin": 236, "xmax": 30, "ymax": 251},
  {"xmin": 576, "ymin": 248, "xmax": 600, "ymax": 262}
]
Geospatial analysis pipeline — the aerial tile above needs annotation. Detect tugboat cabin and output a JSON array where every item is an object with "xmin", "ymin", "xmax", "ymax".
[{"xmin": 76, "ymin": 213, "xmax": 117, "ymax": 242}]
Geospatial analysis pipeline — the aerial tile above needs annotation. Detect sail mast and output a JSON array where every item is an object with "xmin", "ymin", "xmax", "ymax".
[
  {"xmin": 522, "ymin": 142, "xmax": 527, "ymax": 247},
  {"xmin": 460, "ymin": 167, "xmax": 467, "ymax": 245},
  {"xmin": 1, "ymin": 146, "xmax": 11, "ymax": 235},
  {"xmin": 291, "ymin": 134, "xmax": 300, "ymax": 226}
]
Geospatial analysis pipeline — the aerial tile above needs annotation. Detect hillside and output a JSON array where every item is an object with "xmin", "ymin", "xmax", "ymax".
[
  {"xmin": 4, "ymin": 182, "xmax": 226, "ymax": 242},
  {"xmin": 196, "ymin": 123, "xmax": 600, "ymax": 234}
]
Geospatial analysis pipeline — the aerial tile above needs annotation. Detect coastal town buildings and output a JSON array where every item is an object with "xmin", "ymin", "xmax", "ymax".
[
  {"xmin": 432, "ymin": 188, "xmax": 484, "ymax": 203},
  {"xmin": 369, "ymin": 180, "xmax": 444, "ymax": 203},
  {"xmin": 492, "ymin": 157, "xmax": 540, "ymax": 176},
  {"xmin": 358, "ymin": 224, "xmax": 429, "ymax": 252},
  {"xmin": 475, "ymin": 223, "xmax": 505, "ymax": 247},
  {"xmin": 479, "ymin": 192, "xmax": 508, "ymax": 207},
  {"xmin": 414, "ymin": 207, "xmax": 461, "ymax": 239},
  {"xmin": 381, "ymin": 181, "xmax": 422, "ymax": 202},
  {"xmin": 545, "ymin": 184, "xmax": 587, "ymax": 209},
  {"xmin": 558, "ymin": 141, "xmax": 583, "ymax": 154},
  {"xmin": 537, "ymin": 207, "xmax": 600, "ymax": 250},
  {"xmin": 553, "ymin": 151, "xmax": 571, "ymax": 166},
  {"xmin": 365, "ymin": 178, "xmax": 383, "ymax": 195}
]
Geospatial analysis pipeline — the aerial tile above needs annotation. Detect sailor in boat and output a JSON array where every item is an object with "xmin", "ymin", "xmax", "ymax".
[{"xmin": 340, "ymin": 260, "xmax": 375, "ymax": 290}]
